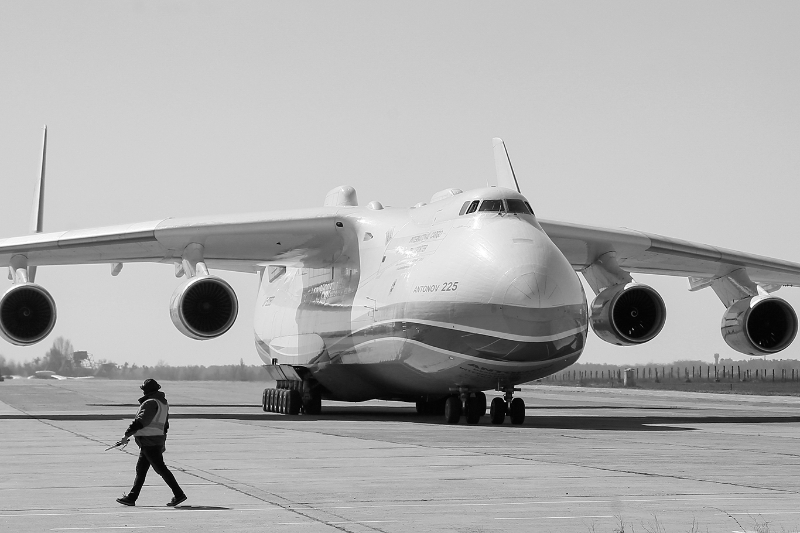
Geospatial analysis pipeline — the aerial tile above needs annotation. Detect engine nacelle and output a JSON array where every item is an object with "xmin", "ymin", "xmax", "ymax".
[
  {"xmin": 721, "ymin": 295, "xmax": 797, "ymax": 355},
  {"xmin": 0, "ymin": 283, "xmax": 57, "ymax": 346},
  {"xmin": 170, "ymin": 276, "xmax": 238, "ymax": 340},
  {"xmin": 590, "ymin": 283, "xmax": 667, "ymax": 346}
]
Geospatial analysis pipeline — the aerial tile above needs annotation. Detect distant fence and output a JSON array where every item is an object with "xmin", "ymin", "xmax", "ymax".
[{"xmin": 543, "ymin": 366, "xmax": 800, "ymax": 383}]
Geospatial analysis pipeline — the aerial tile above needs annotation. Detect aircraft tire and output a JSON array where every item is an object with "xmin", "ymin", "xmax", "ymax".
[
  {"xmin": 509, "ymin": 397, "xmax": 525, "ymax": 425},
  {"xmin": 268, "ymin": 389, "xmax": 276, "ymax": 412},
  {"xmin": 287, "ymin": 390, "xmax": 301, "ymax": 415},
  {"xmin": 490, "ymin": 397, "xmax": 506, "ymax": 424},
  {"xmin": 262, "ymin": 389, "xmax": 268, "ymax": 412},
  {"xmin": 429, "ymin": 397, "xmax": 447, "ymax": 415},
  {"xmin": 475, "ymin": 392, "xmax": 487, "ymax": 417},
  {"xmin": 465, "ymin": 396, "xmax": 481, "ymax": 424},
  {"xmin": 280, "ymin": 390, "xmax": 288, "ymax": 414},
  {"xmin": 444, "ymin": 396, "xmax": 462, "ymax": 424}
]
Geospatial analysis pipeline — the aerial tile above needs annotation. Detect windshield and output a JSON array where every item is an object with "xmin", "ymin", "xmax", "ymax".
[
  {"xmin": 506, "ymin": 199, "xmax": 533, "ymax": 215},
  {"xmin": 478, "ymin": 200, "xmax": 504, "ymax": 212}
]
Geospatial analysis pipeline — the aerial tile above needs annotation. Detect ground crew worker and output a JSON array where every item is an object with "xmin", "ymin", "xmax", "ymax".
[{"xmin": 116, "ymin": 379, "xmax": 187, "ymax": 507}]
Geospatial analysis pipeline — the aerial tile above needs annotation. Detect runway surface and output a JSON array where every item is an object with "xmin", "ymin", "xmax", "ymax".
[{"xmin": 2, "ymin": 379, "xmax": 800, "ymax": 532}]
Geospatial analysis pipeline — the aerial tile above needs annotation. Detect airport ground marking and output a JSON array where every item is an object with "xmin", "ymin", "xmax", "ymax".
[
  {"xmin": 50, "ymin": 526, "xmax": 167, "ymax": 531},
  {"xmin": 2, "ymin": 495, "xmax": 782, "ymax": 520},
  {"xmin": 495, "ymin": 515, "xmax": 614, "ymax": 520}
]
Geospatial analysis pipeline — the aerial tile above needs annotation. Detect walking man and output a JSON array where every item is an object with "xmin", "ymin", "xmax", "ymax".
[{"xmin": 116, "ymin": 379, "xmax": 187, "ymax": 507}]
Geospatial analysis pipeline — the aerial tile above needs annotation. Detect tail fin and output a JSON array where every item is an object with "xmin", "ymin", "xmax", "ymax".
[
  {"xmin": 492, "ymin": 137, "xmax": 521, "ymax": 193},
  {"xmin": 28, "ymin": 125, "xmax": 47, "ymax": 282}
]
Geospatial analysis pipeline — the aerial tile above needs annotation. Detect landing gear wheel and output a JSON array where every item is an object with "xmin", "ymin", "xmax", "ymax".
[
  {"xmin": 465, "ymin": 395, "xmax": 482, "ymax": 424},
  {"xmin": 262, "ymin": 389, "xmax": 268, "ymax": 412},
  {"xmin": 490, "ymin": 397, "xmax": 506, "ymax": 424},
  {"xmin": 444, "ymin": 396, "xmax": 462, "ymax": 424},
  {"xmin": 474, "ymin": 392, "xmax": 487, "ymax": 417},
  {"xmin": 267, "ymin": 389, "xmax": 276, "ymax": 412},
  {"xmin": 285, "ymin": 390, "xmax": 292, "ymax": 414},
  {"xmin": 287, "ymin": 390, "xmax": 302, "ymax": 415},
  {"xmin": 282, "ymin": 390, "xmax": 290, "ymax": 414},
  {"xmin": 509, "ymin": 397, "xmax": 525, "ymax": 425}
]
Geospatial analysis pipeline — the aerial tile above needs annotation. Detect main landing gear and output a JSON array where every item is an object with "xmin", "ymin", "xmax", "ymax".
[
  {"xmin": 435, "ymin": 387, "xmax": 525, "ymax": 425},
  {"xmin": 262, "ymin": 379, "xmax": 321, "ymax": 415},
  {"xmin": 438, "ymin": 391, "xmax": 488, "ymax": 425}
]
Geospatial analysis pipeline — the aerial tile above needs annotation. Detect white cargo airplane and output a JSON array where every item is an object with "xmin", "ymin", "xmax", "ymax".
[{"xmin": 2, "ymin": 128, "xmax": 800, "ymax": 425}]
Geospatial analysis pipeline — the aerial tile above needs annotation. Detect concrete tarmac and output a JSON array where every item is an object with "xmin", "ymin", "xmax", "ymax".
[{"xmin": 2, "ymin": 379, "xmax": 800, "ymax": 532}]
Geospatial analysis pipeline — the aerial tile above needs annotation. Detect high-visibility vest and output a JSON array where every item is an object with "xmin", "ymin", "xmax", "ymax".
[{"xmin": 132, "ymin": 399, "xmax": 168, "ymax": 437}]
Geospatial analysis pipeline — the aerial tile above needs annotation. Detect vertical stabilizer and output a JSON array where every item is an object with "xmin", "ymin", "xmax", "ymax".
[
  {"xmin": 28, "ymin": 125, "xmax": 47, "ymax": 282},
  {"xmin": 31, "ymin": 125, "xmax": 47, "ymax": 233},
  {"xmin": 492, "ymin": 137, "xmax": 521, "ymax": 193}
]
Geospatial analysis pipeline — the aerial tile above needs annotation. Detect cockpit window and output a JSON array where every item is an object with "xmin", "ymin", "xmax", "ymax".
[
  {"xmin": 459, "ymin": 201, "xmax": 471, "ymax": 216},
  {"xmin": 465, "ymin": 200, "xmax": 480, "ymax": 214},
  {"xmin": 478, "ymin": 199, "xmax": 504, "ymax": 212},
  {"xmin": 507, "ymin": 199, "xmax": 533, "ymax": 215}
]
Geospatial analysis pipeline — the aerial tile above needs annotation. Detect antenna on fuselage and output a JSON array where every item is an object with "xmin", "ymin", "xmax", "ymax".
[{"xmin": 492, "ymin": 137, "xmax": 521, "ymax": 193}]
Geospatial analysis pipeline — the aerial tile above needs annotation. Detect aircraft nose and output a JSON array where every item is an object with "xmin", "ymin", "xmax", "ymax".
[
  {"xmin": 504, "ymin": 271, "xmax": 553, "ymax": 307},
  {"xmin": 490, "ymin": 231, "xmax": 586, "ymax": 310}
]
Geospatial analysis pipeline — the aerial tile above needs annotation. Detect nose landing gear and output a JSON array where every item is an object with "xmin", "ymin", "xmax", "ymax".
[{"xmin": 489, "ymin": 386, "xmax": 525, "ymax": 425}]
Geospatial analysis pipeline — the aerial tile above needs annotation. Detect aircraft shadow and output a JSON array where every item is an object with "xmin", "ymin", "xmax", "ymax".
[
  {"xmin": 286, "ymin": 409, "xmax": 800, "ymax": 431},
  {"xmin": 4, "ymin": 408, "xmax": 800, "ymax": 432},
  {"xmin": 87, "ymin": 404, "xmax": 261, "ymax": 408}
]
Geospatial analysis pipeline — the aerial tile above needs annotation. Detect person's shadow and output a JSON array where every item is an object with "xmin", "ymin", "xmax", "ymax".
[{"xmin": 174, "ymin": 505, "xmax": 230, "ymax": 511}]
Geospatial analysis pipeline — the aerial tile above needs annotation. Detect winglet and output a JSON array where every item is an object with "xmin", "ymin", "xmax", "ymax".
[
  {"xmin": 28, "ymin": 125, "xmax": 47, "ymax": 283},
  {"xmin": 31, "ymin": 125, "xmax": 47, "ymax": 233},
  {"xmin": 492, "ymin": 137, "xmax": 521, "ymax": 193}
]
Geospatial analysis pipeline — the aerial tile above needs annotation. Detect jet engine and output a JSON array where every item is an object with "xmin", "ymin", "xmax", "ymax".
[
  {"xmin": 170, "ymin": 276, "xmax": 238, "ymax": 340},
  {"xmin": 721, "ymin": 295, "xmax": 798, "ymax": 355},
  {"xmin": 590, "ymin": 283, "xmax": 667, "ymax": 346},
  {"xmin": 0, "ymin": 283, "xmax": 57, "ymax": 345}
]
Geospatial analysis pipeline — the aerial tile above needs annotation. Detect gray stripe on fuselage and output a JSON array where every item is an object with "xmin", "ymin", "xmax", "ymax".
[
  {"xmin": 327, "ymin": 320, "xmax": 586, "ymax": 364},
  {"xmin": 366, "ymin": 300, "xmax": 587, "ymax": 338}
]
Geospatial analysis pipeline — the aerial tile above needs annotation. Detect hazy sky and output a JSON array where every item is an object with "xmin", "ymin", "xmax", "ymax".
[{"xmin": 1, "ymin": 1, "xmax": 799, "ymax": 367}]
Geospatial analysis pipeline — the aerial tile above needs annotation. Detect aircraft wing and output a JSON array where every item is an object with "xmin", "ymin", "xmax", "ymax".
[
  {"xmin": 540, "ymin": 218, "xmax": 800, "ymax": 292},
  {"xmin": 0, "ymin": 207, "xmax": 349, "ymax": 274}
]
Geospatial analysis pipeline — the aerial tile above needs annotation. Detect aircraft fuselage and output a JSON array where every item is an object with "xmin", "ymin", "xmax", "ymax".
[{"xmin": 254, "ymin": 187, "xmax": 588, "ymax": 401}]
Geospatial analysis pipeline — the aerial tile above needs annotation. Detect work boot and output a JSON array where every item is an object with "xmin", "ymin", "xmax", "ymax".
[
  {"xmin": 116, "ymin": 494, "xmax": 136, "ymax": 506},
  {"xmin": 166, "ymin": 494, "xmax": 187, "ymax": 507}
]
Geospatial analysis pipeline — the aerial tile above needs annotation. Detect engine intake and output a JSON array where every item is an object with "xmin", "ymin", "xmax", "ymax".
[
  {"xmin": 0, "ymin": 283, "xmax": 57, "ymax": 346},
  {"xmin": 721, "ymin": 295, "xmax": 797, "ymax": 355},
  {"xmin": 170, "ymin": 276, "xmax": 238, "ymax": 340},
  {"xmin": 590, "ymin": 283, "xmax": 666, "ymax": 346}
]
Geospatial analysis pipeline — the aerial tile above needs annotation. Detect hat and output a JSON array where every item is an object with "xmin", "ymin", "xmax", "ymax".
[{"xmin": 140, "ymin": 378, "xmax": 161, "ymax": 393}]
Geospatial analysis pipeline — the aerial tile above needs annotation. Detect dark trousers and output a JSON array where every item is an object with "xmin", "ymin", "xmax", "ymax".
[{"xmin": 128, "ymin": 445, "xmax": 184, "ymax": 499}]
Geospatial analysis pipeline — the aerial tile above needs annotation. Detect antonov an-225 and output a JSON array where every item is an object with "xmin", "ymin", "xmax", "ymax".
[{"xmin": 2, "ymin": 130, "xmax": 800, "ymax": 425}]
